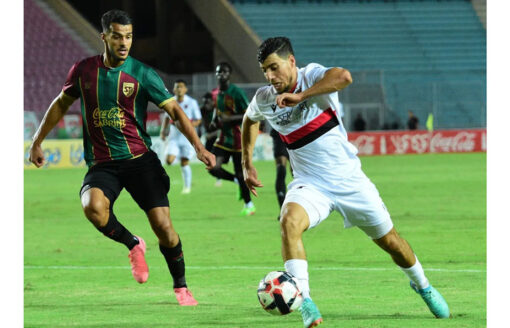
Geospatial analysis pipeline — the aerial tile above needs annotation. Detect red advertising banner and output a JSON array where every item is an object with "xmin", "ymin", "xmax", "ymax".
[{"xmin": 348, "ymin": 129, "xmax": 486, "ymax": 156}]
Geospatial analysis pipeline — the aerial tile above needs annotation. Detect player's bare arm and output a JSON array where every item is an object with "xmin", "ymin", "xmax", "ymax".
[
  {"xmin": 276, "ymin": 68, "xmax": 353, "ymax": 108},
  {"xmin": 159, "ymin": 115, "xmax": 170, "ymax": 141},
  {"xmin": 218, "ymin": 112, "xmax": 244, "ymax": 123},
  {"xmin": 29, "ymin": 91, "xmax": 77, "ymax": 168},
  {"xmin": 162, "ymin": 99, "xmax": 216, "ymax": 169},
  {"xmin": 241, "ymin": 115, "xmax": 264, "ymax": 196}
]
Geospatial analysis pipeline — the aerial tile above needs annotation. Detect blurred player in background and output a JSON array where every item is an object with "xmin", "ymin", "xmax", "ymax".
[
  {"xmin": 209, "ymin": 62, "xmax": 255, "ymax": 216},
  {"xmin": 270, "ymin": 127, "xmax": 290, "ymax": 220},
  {"xmin": 199, "ymin": 92, "xmax": 222, "ymax": 187},
  {"xmin": 28, "ymin": 9, "xmax": 215, "ymax": 306},
  {"xmin": 160, "ymin": 79, "xmax": 202, "ymax": 194},
  {"xmin": 242, "ymin": 37, "xmax": 450, "ymax": 327},
  {"xmin": 199, "ymin": 92, "xmax": 219, "ymax": 152}
]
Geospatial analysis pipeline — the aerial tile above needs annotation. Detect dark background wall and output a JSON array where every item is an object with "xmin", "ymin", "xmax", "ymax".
[{"xmin": 66, "ymin": 0, "xmax": 214, "ymax": 73}]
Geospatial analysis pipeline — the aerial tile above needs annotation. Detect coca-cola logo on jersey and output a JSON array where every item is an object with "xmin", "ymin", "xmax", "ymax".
[{"xmin": 430, "ymin": 132, "xmax": 476, "ymax": 152}]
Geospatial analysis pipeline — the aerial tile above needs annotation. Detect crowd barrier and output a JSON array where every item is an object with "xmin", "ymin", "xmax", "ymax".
[
  {"xmin": 24, "ymin": 128, "xmax": 485, "ymax": 169},
  {"xmin": 348, "ymin": 128, "xmax": 486, "ymax": 156}
]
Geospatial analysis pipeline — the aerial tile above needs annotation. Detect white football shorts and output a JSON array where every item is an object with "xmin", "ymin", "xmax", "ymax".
[
  {"xmin": 282, "ymin": 168, "xmax": 393, "ymax": 240},
  {"xmin": 165, "ymin": 138, "xmax": 194, "ymax": 160}
]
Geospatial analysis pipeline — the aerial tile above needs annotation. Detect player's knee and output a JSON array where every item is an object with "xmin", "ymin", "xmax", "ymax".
[
  {"xmin": 82, "ymin": 198, "xmax": 108, "ymax": 225},
  {"xmin": 166, "ymin": 156, "xmax": 175, "ymax": 165},
  {"xmin": 280, "ymin": 213, "xmax": 305, "ymax": 238},
  {"xmin": 209, "ymin": 166, "xmax": 221, "ymax": 177}
]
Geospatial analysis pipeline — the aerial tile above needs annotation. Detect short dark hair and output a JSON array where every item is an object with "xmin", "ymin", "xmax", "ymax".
[
  {"xmin": 257, "ymin": 37, "xmax": 294, "ymax": 63},
  {"xmin": 101, "ymin": 9, "xmax": 133, "ymax": 32},
  {"xmin": 202, "ymin": 92, "xmax": 212, "ymax": 99},
  {"xmin": 216, "ymin": 62, "xmax": 232, "ymax": 73},
  {"xmin": 174, "ymin": 79, "xmax": 187, "ymax": 86}
]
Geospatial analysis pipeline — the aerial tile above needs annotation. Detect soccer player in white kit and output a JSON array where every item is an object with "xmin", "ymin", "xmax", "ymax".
[
  {"xmin": 160, "ymin": 80, "xmax": 202, "ymax": 194},
  {"xmin": 241, "ymin": 37, "xmax": 450, "ymax": 327}
]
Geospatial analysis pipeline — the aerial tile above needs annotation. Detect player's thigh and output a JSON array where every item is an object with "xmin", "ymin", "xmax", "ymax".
[
  {"xmin": 334, "ymin": 171, "xmax": 393, "ymax": 239},
  {"xmin": 166, "ymin": 141, "xmax": 179, "ymax": 157},
  {"xmin": 80, "ymin": 164, "xmax": 122, "ymax": 207},
  {"xmin": 179, "ymin": 141, "xmax": 195, "ymax": 161},
  {"xmin": 122, "ymin": 151, "xmax": 170, "ymax": 212},
  {"xmin": 272, "ymin": 134, "xmax": 289, "ymax": 160},
  {"xmin": 282, "ymin": 182, "xmax": 333, "ymax": 230},
  {"xmin": 212, "ymin": 146, "xmax": 231, "ymax": 167}
]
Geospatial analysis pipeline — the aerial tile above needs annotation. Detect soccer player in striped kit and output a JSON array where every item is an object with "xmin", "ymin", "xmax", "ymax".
[
  {"xmin": 241, "ymin": 37, "xmax": 450, "ymax": 327},
  {"xmin": 28, "ymin": 9, "xmax": 215, "ymax": 306}
]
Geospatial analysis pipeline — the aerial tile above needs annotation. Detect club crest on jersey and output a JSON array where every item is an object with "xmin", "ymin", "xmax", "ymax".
[
  {"xmin": 275, "ymin": 111, "xmax": 293, "ymax": 126},
  {"xmin": 122, "ymin": 82, "xmax": 135, "ymax": 97}
]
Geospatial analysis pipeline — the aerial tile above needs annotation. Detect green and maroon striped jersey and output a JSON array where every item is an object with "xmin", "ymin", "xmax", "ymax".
[
  {"xmin": 212, "ymin": 84, "xmax": 249, "ymax": 152},
  {"xmin": 62, "ymin": 55, "xmax": 172, "ymax": 166}
]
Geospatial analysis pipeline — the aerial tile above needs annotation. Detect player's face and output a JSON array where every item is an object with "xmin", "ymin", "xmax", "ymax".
[
  {"xmin": 173, "ymin": 82, "xmax": 187, "ymax": 97},
  {"xmin": 102, "ymin": 23, "xmax": 133, "ymax": 63},
  {"xmin": 215, "ymin": 65, "xmax": 231, "ymax": 83},
  {"xmin": 202, "ymin": 97, "xmax": 214, "ymax": 111},
  {"xmin": 260, "ymin": 53, "xmax": 296, "ymax": 94}
]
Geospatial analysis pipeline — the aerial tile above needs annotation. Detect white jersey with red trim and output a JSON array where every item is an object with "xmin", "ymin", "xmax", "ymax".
[
  {"xmin": 245, "ymin": 63, "xmax": 360, "ymax": 189},
  {"xmin": 168, "ymin": 94, "xmax": 202, "ymax": 142}
]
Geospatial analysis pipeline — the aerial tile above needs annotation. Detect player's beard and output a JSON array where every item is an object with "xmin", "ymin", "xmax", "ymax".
[{"xmin": 106, "ymin": 44, "xmax": 128, "ymax": 64}]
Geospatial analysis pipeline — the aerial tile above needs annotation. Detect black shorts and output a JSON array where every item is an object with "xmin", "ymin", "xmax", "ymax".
[
  {"xmin": 270, "ymin": 129, "xmax": 289, "ymax": 159},
  {"xmin": 79, "ymin": 151, "xmax": 170, "ymax": 212},
  {"xmin": 205, "ymin": 136, "xmax": 216, "ymax": 152},
  {"xmin": 212, "ymin": 146, "xmax": 241, "ymax": 164}
]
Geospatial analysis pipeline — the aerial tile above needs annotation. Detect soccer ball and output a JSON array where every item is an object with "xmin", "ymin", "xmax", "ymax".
[{"xmin": 257, "ymin": 271, "xmax": 303, "ymax": 315}]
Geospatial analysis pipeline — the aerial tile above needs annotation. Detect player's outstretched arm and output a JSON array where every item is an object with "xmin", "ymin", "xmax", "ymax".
[
  {"xmin": 241, "ymin": 115, "xmax": 263, "ymax": 196},
  {"xmin": 162, "ymin": 99, "xmax": 215, "ymax": 169},
  {"xmin": 159, "ymin": 115, "xmax": 170, "ymax": 141},
  {"xmin": 276, "ymin": 67, "xmax": 353, "ymax": 108},
  {"xmin": 29, "ymin": 92, "xmax": 76, "ymax": 168}
]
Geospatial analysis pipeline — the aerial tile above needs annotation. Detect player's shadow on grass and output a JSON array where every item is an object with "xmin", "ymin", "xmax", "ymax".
[{"xmin": 326, "ymin": 312, "xmax": 430, "ymax": 321}]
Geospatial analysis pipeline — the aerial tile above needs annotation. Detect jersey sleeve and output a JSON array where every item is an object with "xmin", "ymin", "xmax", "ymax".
[
  {"xmin": 143, "ymin": 68, "xmax": 173, "ymax": 107},
  {"xmin": 233, "ymin": 86, "xmax": 250, "ymax": 114},
  {"xmin": 191, "ymin": 99, "xmax": 202, "ymax": 120},
  {"xmin": 62, "ymin": 62, "xmax": 81, "ymax": 98},
  {"xmin": 245, "ymin": 95, "xmax": 264, "ymax": 122},
  {"xmin": 304, "ymin": 63, "xmax": 342, "ymax": 85}
]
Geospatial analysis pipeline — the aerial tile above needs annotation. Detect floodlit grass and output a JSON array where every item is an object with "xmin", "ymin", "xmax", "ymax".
[{"xmin": 24, "ymin": 153, "xmax": 486, "ymax": 327}]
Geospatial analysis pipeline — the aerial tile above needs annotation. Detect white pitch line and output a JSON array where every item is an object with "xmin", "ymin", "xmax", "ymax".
[{"xmin": 23, "ymin": 265, "xmax": 485, "ymax": 273}]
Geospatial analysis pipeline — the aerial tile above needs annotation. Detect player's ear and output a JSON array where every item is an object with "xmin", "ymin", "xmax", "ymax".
[{"xmin": 288, "ymin": 55, "xmax": 296, "ymax": 67}]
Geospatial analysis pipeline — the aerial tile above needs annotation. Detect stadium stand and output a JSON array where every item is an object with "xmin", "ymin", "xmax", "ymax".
[
  {"xmin": 230, "ymin": 0, "xmax": 486, "ymax": 129},
  {"xmin": 24, "ymin": 0, "xmax": 91, "ymax": 115}
]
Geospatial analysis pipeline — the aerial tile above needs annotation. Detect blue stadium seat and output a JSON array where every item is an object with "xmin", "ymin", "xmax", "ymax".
[{"xmin": 231, "ymin": 0, "xmax": 486, "ymax": 129}]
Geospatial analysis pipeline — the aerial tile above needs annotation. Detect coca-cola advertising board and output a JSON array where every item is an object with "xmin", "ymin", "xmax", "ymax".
[{"xmin": 348, "ymin": 129, "xmax": 486, "ymax": 156}]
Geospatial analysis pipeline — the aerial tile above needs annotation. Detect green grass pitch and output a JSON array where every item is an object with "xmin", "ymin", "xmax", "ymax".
[{"xmin": 24, "ymin": 153, "xmax": 486, "ymax": 327}]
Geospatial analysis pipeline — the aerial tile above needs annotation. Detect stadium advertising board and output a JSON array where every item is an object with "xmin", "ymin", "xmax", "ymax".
[
  {"xmin": 24, "ymin": 139, "xmax": 86, "ymax": 169},
  {"xmin": 348, "ymin": 128, "xmax": 486, "ymax": 156},
  {"xmin": 23, "ymin": 129, "xmax": 485, "ymax": 169}
]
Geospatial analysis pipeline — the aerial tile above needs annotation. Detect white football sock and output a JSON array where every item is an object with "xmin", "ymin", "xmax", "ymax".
[
  {"xmin": 245, "ymin": 201, "xmax": 254, "ymax": 208},
  {"xmin": 181, "ymin": 165, "xmax": 192, "ymax": 189},
  {"xmin": 400, "ymin": 255, "xmax": 430, "ymax": 290},
  {"xmin": 285, "ymin": 259, "xmax": 310, "ymax": 299}
]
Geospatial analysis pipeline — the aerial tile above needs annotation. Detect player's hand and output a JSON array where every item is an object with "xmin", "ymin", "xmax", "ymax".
[
  {"xmin": 276, "ymin": 92, "xmax": 303, "ymax": 108},
  {"xmin": 196, "ymin": 148, "xmax": 216, "ymax": 170},
  {"xmin": 28, "ymin": 143, "xmax": 45, "ymax": 168},
  {"xmin": 243, "ymin": 164, "xmax": 263, "ymax": 197}
]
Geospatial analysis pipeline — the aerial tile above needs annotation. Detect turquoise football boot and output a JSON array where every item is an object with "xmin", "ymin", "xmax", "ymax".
[
  {"xmin": 299, "ymin": 298, "xmax": 323, "ymax": 327},
  {"xmin": 410, "ymin": 281, "xmax": 451, "ymax": 318}
]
